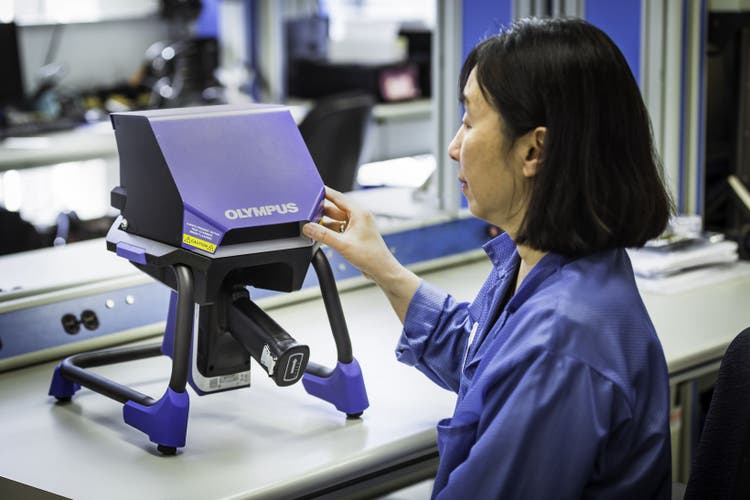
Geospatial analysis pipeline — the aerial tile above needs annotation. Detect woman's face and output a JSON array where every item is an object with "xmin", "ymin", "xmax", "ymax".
[{"xmin": 448, "ymin": 68, "xmax": 529, "ymax": 235}]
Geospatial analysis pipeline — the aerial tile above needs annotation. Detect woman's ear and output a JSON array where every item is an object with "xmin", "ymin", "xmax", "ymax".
[{"xmin": 521, "ymin": 127, "xmax": 546, "ymax": 178}]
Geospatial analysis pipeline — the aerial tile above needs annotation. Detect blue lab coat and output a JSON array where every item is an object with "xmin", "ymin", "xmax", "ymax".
[{"xmin": 397, "ymin": 233, "xmax": 671, "ymax": 499}]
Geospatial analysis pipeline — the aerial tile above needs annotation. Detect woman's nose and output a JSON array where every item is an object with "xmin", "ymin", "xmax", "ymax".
[{"xmin": 448, "ymin": 128, "xmax": 462, "ymax": 162}]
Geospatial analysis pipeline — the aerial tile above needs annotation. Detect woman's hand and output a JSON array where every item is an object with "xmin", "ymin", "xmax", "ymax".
[
  {"xmin": 302, "ymin": 187, "xmax": 397, "ymax": 282},
  {"xmin": 302, "ymin": 187, "xmax": 420, "ymax": 323}
]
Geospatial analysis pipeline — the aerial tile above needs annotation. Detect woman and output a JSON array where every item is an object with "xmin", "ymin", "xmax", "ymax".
[{"xmin": 303, "ymin": 17, "xmax": 673, "ymax": 499}]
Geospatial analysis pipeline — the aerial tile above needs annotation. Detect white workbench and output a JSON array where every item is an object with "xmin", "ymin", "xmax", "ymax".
[
  {"xmin": 1, "ymin": 255, "xmax": 750, "ymax": 499},
  {"xmin": 0, "ymin": 258, "xmax": 476, "ymax": 500}
]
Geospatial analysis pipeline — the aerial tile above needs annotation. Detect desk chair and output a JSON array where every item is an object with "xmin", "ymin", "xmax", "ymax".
[
  {"xmin": 0, "ymin": 208, "xmax": 43, "ymax": 255},
  {"xmin": 298, "ymin": 92, "xmax": 374, "ymax": 192},
  {"xmin": 681, "ymin": 327, "xmax": 750, "ymax": 500}
]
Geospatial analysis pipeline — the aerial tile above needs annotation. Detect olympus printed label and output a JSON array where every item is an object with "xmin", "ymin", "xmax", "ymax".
[{"xmin": 225, "ymin": 203, "xmax": 299, "ymax": 220}]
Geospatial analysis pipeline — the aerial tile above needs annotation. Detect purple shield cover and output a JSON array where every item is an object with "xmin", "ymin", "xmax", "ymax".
[{"xmin": 144, "ymin": 104, "xmax": 324, "ymax": 253}]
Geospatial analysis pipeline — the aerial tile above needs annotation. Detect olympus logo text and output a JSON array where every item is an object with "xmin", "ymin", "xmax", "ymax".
[{"xmin": 224, "ymin": 203, "xmax": 299, "ymax": 220}]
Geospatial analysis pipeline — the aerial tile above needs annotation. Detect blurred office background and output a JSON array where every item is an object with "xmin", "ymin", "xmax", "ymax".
[
  {"xmin": 1, "ymin": 0, "xmax": 750, "ymax": 262},
  {"xmin": 3, "ymin": 3, "xmax": 750, "ymax": 485},
  {"xmin": 0, "ymin": 0, "xmax": 438, "ymax": 254}
]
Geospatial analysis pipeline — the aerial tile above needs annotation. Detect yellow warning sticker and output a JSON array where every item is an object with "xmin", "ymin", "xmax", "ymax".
[{"xmin": 183, "ymin": 234, "xmax": 217, "ymax": 253}]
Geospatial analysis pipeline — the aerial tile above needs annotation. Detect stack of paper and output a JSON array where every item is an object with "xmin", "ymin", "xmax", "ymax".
[
  {"xmin": 634, "ymin": 261, "xmax": 750, "ymax": 294},
  {"xmin": 627, "ymin": 238, "xmax": 739, "ymax": 279}
]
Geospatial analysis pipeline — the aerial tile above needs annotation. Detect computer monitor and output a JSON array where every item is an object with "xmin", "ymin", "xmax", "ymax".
[{"xmin": 0, "ymin": 22, "xmax": 25, "ymax": 107}]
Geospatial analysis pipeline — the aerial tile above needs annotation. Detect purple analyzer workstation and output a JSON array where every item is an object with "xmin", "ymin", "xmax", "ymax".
[{"xmin": 48, "ymin": 104, "xmax": 369, "ymax": 455}]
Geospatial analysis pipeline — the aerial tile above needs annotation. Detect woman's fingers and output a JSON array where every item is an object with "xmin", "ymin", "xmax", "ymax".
[
  {"xmin": 306, "ymin": 213, "xmax": 350, "ymax": 248},
  {"xmin": 319, "ymin": 187, "xmax": 352, "ymax": 221},
  {"xmin": 324, "ymin": 186, "xmax": 364, "ymax": 215},
  {"xmin": 322, "ymin": 200, "xmax": 348, "ymax": 221},
  {"xmin": 303, "ymin": 189, "xmax": 393, "ymax": 282},
  {"xmin": 302, "ymin": 221, "xmax": 342, "ymax": 249},
  {"xmin": 320, "ymin": 216, "xmax": 347, "ymax": 234}
]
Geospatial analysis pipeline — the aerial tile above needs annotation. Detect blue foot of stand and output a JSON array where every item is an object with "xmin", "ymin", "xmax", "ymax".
[
  {"xmin": 302, "ymin": 358, "xmax": 369, "ymax": 417},
  {"xmin": 123, "ymin": 388, "xmax": 190, "ymax": 452},
  {"xmin": 48, "ymin": 364, "xmax": 80, "ymax": 400}
]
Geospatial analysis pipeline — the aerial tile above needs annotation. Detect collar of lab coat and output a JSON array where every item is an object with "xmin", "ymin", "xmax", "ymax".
[{"xmin": 482, "ymin": 232, "xmax": 572, "ymax": 313}]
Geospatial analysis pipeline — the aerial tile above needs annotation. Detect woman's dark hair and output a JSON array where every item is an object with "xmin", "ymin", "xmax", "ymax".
[{"xmin": 460, "ymin": 17, "xmax": 674, "ymax": 256}]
